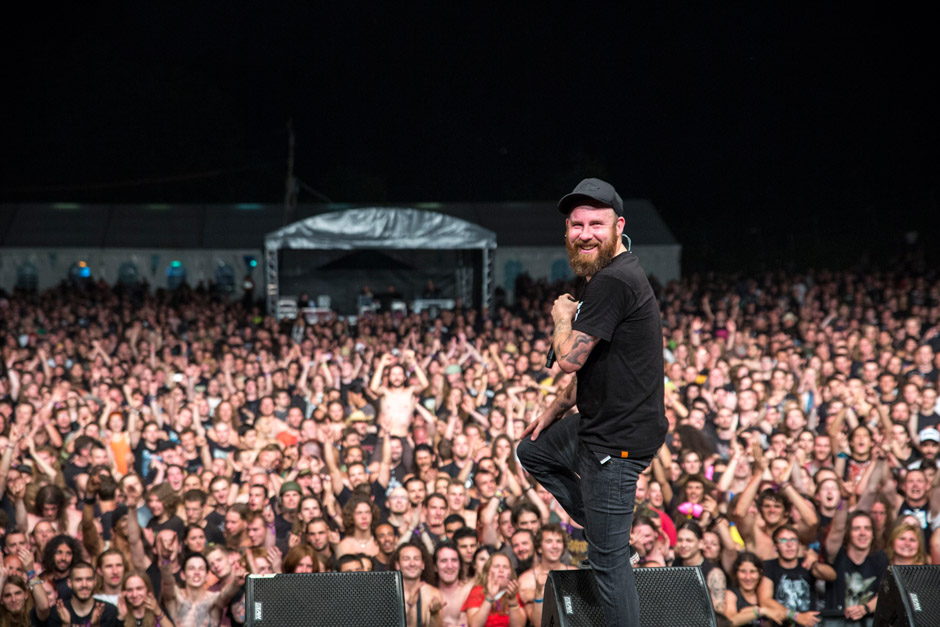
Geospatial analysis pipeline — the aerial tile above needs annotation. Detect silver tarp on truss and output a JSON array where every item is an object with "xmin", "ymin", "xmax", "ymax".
[{"xmin": 264, "ymin": 207, "xmax": 497, "ymax": 316}]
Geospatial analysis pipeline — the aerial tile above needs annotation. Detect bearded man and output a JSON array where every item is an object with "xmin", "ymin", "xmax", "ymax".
[{"xmin": 518, "ymin": 178, "xmax": 666, "ymax": 627}]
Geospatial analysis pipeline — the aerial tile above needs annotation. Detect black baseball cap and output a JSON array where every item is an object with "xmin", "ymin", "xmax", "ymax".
[{"xmin": 557, "ymin": 178, "xmax": 624, "ymax": 216}]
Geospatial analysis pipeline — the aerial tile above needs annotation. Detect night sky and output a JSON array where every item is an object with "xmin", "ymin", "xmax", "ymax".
[{"xmin": 3, "ymin": 4, "xmax": 937, "ymax": 271}]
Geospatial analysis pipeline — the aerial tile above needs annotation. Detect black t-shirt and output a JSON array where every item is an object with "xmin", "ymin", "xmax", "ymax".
[
  {"xmin": 912, "ymin": 367, "xmax": 939, "ymax": 386},
  {"xmin": 571, "ymin": 253, "xmax": 666, "ymax": 458},
  {"xmin": 898, "ymin": 499, "xmax": 931, "ymax": 533},
  {"xmin": 272, "ymin": 510, "xmax": 293, "ymax": 554},
  {"xmin": 243, "ymin": 399, "xmax": 261, "ymax": 421},
  {"xmin": 207, "ymin": 435, "xmax": 238, "ymax": 461},
  {"xmin": 371, "ymin": 558, "xmax": 389, "ymax": 572},
  {"xmin": 440, "ymin": 460, "xmax": 470, "ymax": 480},
  {"xmin": 203, "ymin": 519, "xmax": 226, "ymax": 546},
  {"xmin": 147, "ymin": 514, "xmax": 186, "ymax": 540},
  {"xmin": 0, "ymin": 494, "xmax": 15, "ymax": 533},
  {"xmin": 206, "ymin": 510, "xmax": 226, "ymax": 531},
  {"xmin": 898, "ymin": 446, "xmax": 923, "ymax": 469},
  {"xmin": 815, "ymin": 402, "xmax": 832, "ymax": 434},
  {"xmin": 63, "ymin": 461, "xmax": 89, "ymax": 492},
  {"xmin": 916, "ymin": 411, "xmax": 939, "ymax": 433},
  {"xmin": 223, "ymin": 583, "xmax": 246, "ymax": 627},
  {"xmin": 54, "ymin": 575, "xmax": 71, "ymax": 603},
  {"xmin": 729, "ymin": 587, "xmax": 763, "ymax": 626},
  {"xmin": 764, "ymin": 559, "xmax": 816, "ymax": 613},
  {"xmin": 674, "ymin": 556, "xmax": 716, "ymax": 580},
  {"xmin": 42, "ymin": 599, "xmax": 119, "ymax": 627},
  {"xmin": 146, "ymin": 561, "xmax": 162, "ymax": 601},
  {"xmin": 337, "ymin": 480, "xmax": 388, "ymax": 512},
  {"xmin": 100, "ymin": 508, "xmax": 115, "ymax": 542},
  {"xmin": 704, "ymin": 422, "xmax": 732, "ymax": 459},
  {"xmin": 358, "ymin": 431, "xmax": 379, "ymax": 459},
  {"xmin": 182, "ymin": 453, "xmax": 204, "ymax": 474},
  {"xmin": 825, "ymin": 547, "xmax": 888, "ymax": 613}
]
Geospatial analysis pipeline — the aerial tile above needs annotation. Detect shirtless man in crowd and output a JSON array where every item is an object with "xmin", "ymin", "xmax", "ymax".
[
  {"xmin": 433, "ymin": 542, "xmax": 472, "ymax": 627},
  {"xmin": 518, "ymin": 524, "xmax": 576, "ymax": 627},
  {"xmin": 395, "ymin": 541, "xmax": 444, "ymax": 627},
  {"xmin": 161, "ymin": 552, "xmax": 244, "ymax": 627},
  {"xmin": 731, "ymin": 447, "xmax": 819, "ymax": 560},
  {"xmin": 370, "ymin": 351, "xmax": 428, "ymax": 437}
]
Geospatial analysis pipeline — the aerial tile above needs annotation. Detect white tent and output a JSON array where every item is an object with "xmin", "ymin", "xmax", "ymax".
[{"xmin": 264, "ymin": 207, "xmax": 497, "ymax": 315}]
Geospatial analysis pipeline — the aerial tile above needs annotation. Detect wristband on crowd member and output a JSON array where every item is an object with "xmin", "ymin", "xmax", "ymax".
[
  {"xmin": 84, "ymin": 495, "xmax": 97, "ymax": 505},
  {"xmin": 27, "ymin": 570, "xmax": 36, "ymax": 578},
  {"xmin": 533, "ymin": 598, "xmax": 543, "ymax": 604},
  {"xmin": 787, "ymin": 609, "xmax": 796, "ymax": 621}
]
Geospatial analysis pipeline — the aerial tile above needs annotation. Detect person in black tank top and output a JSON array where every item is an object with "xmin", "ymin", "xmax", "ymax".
[{"xmin": 723, "ymin": 552, "xmax": 787, "ymax": 626}]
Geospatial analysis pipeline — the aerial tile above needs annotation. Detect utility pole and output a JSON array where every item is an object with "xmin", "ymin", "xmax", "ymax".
[{"xmin": 284, "ymin": 118, "xmax": 298, "ymax": 226}]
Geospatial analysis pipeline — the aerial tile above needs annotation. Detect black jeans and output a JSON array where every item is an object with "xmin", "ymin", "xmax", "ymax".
[{"xmin": 517, "ymin": 413, "xmax": 650, "ymax": 627}]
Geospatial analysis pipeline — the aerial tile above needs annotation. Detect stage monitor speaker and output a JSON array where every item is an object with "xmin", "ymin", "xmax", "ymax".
[
  {"xmin": 873, "ymin": 564, "xmax": 940, "ymax": 627},
  {"xmin": 542, "ymin": 566, "xmax": 717, "ymax": 627},
  {"xmin": 245, "ymin": 571, "xmax": 406, "ymax": 627}
]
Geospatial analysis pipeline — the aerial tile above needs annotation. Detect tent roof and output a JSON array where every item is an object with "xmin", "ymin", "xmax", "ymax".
[{"xmin": 264, "ymin": 207, "xmax": 496, "ymax": 250}]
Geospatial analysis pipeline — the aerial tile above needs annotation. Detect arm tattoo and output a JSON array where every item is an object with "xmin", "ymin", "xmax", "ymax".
[
  {"xmin": 707, "ymin": 568, "xmax": 727, "ymax": 613},
  {"xmin": 553, "ymin": 319, "xmax": 571, "ymax": 346},
  {"xmin": 558, "ymin": 378, "xmax": 577, "ymax": 411},
  {"xmin": 562, "ymin": 332, "xmax": 597, "ymax": 369}
]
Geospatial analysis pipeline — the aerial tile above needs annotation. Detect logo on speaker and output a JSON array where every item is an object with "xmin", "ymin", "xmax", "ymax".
[
  {"xmin": 254, "ymin": 603, "xmax": 263, "ymax": 621},
  {"xmin": 910, "ymin": 592, "xmax": 922, "ymax": 612},
  {"xmin": 564, "ymin": 596, "xmax": 573, "ymax": 615}
]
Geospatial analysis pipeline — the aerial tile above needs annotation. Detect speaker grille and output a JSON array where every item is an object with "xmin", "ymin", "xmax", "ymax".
[
  {"xmin": 636, "ymin": 568, "xmax": 716, "ymax": 627},
  {"xmin": 881, "ymin": 565, "xmax": 940, "ymax": 627},
  {"xmin": 544, "ymin": 567, "xmax": 717, "ymax": 627},
  {"xmin": 544, "ymin": 569, "xmax": 606, "ymax": 626},
  {"xmin": 246, "ymin": 572, "xmax": 406, "ymax": 627}
]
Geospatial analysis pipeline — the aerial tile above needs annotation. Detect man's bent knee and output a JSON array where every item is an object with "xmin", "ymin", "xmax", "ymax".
[{"xmin": 516, "ymin": 437, "xmax": 536, "ymax": 467}]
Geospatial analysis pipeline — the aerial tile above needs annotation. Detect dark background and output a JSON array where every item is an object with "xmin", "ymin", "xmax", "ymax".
[{"xmin": 2, "ymin": 4, "xmax": 937, "ymax": 274}]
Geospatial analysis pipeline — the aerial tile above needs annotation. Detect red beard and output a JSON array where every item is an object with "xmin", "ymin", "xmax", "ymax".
[{"xmin": 565, "ymin": 224, "xmax": 620, "ymax": 277}]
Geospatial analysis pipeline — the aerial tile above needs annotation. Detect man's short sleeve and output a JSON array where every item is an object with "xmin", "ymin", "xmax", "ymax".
[{"xmin": 572, "ymin": 274, "xmax": 636, "ymax": 342}]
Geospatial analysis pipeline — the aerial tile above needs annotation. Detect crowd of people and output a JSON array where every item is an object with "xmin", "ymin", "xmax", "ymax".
[{"xmin": 0, "ymin": 266, "xmax": 938, "ymax": 627}]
